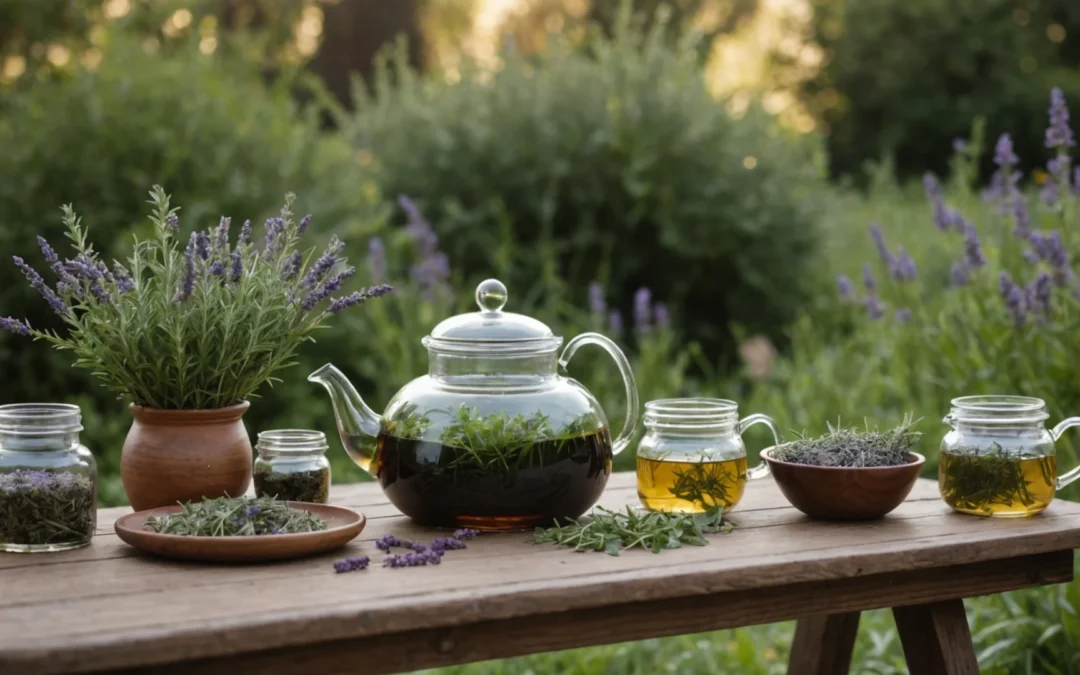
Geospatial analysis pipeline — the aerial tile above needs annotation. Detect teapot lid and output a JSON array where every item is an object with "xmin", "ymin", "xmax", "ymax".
[{"xmin": 425, "ymin": 279, "xmax": 559, "ymax": 350}]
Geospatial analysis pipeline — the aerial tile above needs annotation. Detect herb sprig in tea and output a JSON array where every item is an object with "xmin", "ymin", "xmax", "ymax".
[
  {"xmin": 534, "ymin": 505, "xmax": 733, "ymax": 556},
  {"xmin": 940, "ymin": 445, "xmax": 1056, "ymax": 515},
  {"xmin": 145, "ymin": 496, "xmax": 326, "ymax": 536},
  {"xmin": 772, "ymin": 413, "xmax": 921, "ymax": 467}
]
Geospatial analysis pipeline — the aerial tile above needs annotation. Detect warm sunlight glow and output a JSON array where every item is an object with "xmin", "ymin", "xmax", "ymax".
[
  {"xmin": 199, "ymin": 36, "xmax": 218, "ymax": 55},
  {"xmin": 295, "ymin": 5, "xmax": 325, "ymax": 58},
  {"xmin": 103, "ymin": 0, "xmax": 131, "ymax": 20},
  {"xmin": 2, "ymin": 55, "xmax": 26, "ymax": 81}
]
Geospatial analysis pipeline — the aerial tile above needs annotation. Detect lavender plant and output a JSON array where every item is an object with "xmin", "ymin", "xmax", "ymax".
[{"xmin": 1, "ymin": 186, "xmax": 391, "ymax": 410}]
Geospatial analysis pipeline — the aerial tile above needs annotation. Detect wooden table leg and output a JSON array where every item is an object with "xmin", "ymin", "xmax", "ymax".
[
  {"xmin": 893, "ymin": 600, "xmax": 979, "ymax": 675},
  {"xmin": 788, "ymin": 612, "xmax": 861, "ymax": 675}
]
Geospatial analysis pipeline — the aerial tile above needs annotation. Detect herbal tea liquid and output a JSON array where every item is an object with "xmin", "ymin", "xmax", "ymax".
[
  {"xmin": 637, "ymin": 455, "xmax": 747, "ymax": 513},
  {"xmin": 939, "ymin": 451, "xmax": 1056, "ymax": 517}
]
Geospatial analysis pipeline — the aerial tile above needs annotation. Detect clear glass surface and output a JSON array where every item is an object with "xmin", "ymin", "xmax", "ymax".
[{"xmin": 253, "ymin": 430, "xmax": 331, "ymax": 503}]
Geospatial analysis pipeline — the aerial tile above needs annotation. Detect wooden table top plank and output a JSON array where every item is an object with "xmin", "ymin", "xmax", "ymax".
[{"xmin": 2, "ymin": 476, "xmax": 1079, "ymax": 675}]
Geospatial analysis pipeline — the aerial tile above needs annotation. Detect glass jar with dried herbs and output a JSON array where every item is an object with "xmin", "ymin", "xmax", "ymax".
[
  {"xmin": 0, "ymin": 403, "xmax": 97, "ymax": 552},
  {"xmin": 940, "ymin": 396, "xmax": 1080, "ymax": 517},
  {"xmin": 636, "ymin": 399, "xmax": 782, "ymax": 514},
  {"xmin": 253, "ymin": 430, "xmax": 331, "ymax": 503}
]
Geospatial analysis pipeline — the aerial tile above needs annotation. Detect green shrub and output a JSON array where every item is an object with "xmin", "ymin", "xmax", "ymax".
[
  {"xmin": 339, "ymin": 12, "xmax": 827, "ymax": 361},
  {"xmin": 800, "ymin": 0, "xmax": 1080, "ymax": 180},
  {"xmin": 0, "ymin": 31, "xmax": 385, "ymax": 482}
]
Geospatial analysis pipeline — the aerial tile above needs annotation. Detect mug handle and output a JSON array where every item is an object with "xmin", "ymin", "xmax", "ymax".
[
  {"xmin": 738, "ymin": 413, "xmax": 782, "ymax": 480},
  {"xmin": 1051, "ymin": 417, "xmax": 1080, "ymax": 489},
  {"xmin": 558, "ymin": 332, "xmax": 640, "ymax": 456}
]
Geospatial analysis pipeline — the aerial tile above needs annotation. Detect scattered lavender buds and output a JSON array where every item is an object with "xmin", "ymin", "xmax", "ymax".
[
  {"xmin": 384, "ymin": 550, "xmax": 443, "ymax": 567},
  {"xmin": 454, "ymin": 528, "xmax": 480, "ymax": 540},
  {"xmin": 375, "ymin": 534, "xmax": 426, "ymax": 552},
  {"xmin": 333, "ymin": 556, "xmax": 371, "ymax": 573},
  {"xmin": 1046, "ymin": 87, "xmax": 1075, "ymax": 150}
]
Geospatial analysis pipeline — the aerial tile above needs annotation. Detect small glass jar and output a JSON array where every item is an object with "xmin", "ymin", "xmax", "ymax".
[
  {"xmin": 0, "ymin": 403, "xmax": 97, "ymax": 552},
  {"xmin": 940, "ymin": 395, "xmax": 1080, "ymax": 517},
  {"xmin": 636, "ymin": 399, "xmax": 782, "ymax": 513},
  {"xmin": 253, "ymin": 430, "xmax": 332, "ymax": 503}
]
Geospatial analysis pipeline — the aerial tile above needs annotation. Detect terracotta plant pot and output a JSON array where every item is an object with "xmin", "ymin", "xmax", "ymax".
[
  {"xmin": 121, "ymin": 402, "xmax": 253, "ymax": 511},
  {"xmin": 761, "ymin": 447, "xmax": 925, "ymax": 520}
]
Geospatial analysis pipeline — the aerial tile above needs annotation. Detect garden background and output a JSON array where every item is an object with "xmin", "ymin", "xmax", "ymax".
[{"xmin": 3, "ymin": 0, "xmax": 1080, "ymax": 672}]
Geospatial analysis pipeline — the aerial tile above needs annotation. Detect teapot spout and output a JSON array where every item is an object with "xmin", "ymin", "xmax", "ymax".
[{"xmin": 308, "ymin": 364, "xmax": 381, "ymax": 474}]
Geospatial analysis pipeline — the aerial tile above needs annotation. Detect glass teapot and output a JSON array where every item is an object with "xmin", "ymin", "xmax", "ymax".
[{"xmin": 309, "ymin": 279, "xmax": 640, "ymax": 530}]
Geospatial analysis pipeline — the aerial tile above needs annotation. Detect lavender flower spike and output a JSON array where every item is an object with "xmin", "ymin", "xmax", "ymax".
[
  {"xmin": 588, "ymin": 282, "xmax": 606, "ymax": 315},
  {"xmin": 174, "ymin": 233, "xmax": 197, "ymax": 303},
  {"xmin": 962, "ymin": 222, "xmax": 986, "ymax": 268},
  {"xmin": 215, "ymin": 217, "xmax": 231, "ymax": 252},
  {"xmin": 230, "ymin": 250, "xmax": 243, "ymax": 284},
  {"xmin": 37, "ymin": 236, "xmax": 79, "ymax": 288},
  {"xmin": 836, "ymin": 275, "xmax": 855, "ymax": 300},
  {"xmin": 298, "ymin": 215, "xmax": 312, "ymax": 235},
  {"xmin": 862, "ymin": 262, "xmax": 876, "ymax": 292},
  {"xmin": 633, "ymin": 287, "xmax": 652, "ymax": 332},
  {"xmin": 113, "ymin": 262, "xmax": 135, "ymax": 293},
  {"xmin": 299, "ymin": 236, "xmax": 344, "ymax": 289},
  {"xmin": 302, "ymin": 266, "xmax": 357, "ymax": 311},
  {"xmin": 894, "ymin": 308, "xmax": 912, "ymax": 323},
  {"xmin": 891, "ymin": 246, "xmax": 916, "ymax": 282},
  {"xmin": 1030, "ymin": 271, "xmax": 1053, "ymax": 316},
  {"xmin": 609, "ymin": 310, "xmax": 624, "ymax": 335},
  {"xmin": 195, "ymin": 231, "xmax": 211, "ymax": 261},
  {"xmin": 865, "ymin": 293, "xmax": 885, "ymax": 320},
  {"xmin": 999, "ymin": 271, "xmax": 1027, "ymax": 327},
  {"xmin": 238, "ymin": 219, "xmax": 253, "ymax": 246},
  {"xmin": 165, "ymin": 214, "xmax": 179, "ymax": 233},
  {"xmin": 1046, "ymin": 87, "xmax": 1076, "ymax": 150},
  {"xmin": 994, "ymin": 133, "xmax": 1019, "ymax": 168},
  {"xmin": 326, "ymin": 284, "xmax": 393, "ymax": 313},
  {"xmin": 282, "ymin": 252, "xmax": 302, "ymax": 281},
  {"xmin": 0, "ymin": 317, "xmax": 30, "ymax": 336},
  {"xmin": 208, "ymin": 260, "xmax": 225, "ymax": 277},
  {"xmin": 13, "ymin": 256, "xmax": 68, "ymax": 316},
  {"xmin": 333, "ymin": 556, "xmax": 370, "ymax": 573},
  {"xmin": 869, "ymin": 222, "xmax": 892, "ymax": 264},
  {"xmin": 950, "ymin": 260, "xmax": 970, "ymax": 287}
]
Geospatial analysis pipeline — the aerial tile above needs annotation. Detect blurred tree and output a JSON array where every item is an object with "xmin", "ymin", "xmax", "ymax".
[
  {"xmin": 793, "ymin": 0, "xmax": 1080, "ymax": 180},
  {"xmin": 500, "ymin": 0, "xmax": 757, "ymax": 59}
]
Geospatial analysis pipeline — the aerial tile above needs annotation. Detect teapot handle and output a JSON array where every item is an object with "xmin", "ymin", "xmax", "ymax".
[
  {"xmin": 559, "ymin": 332, "xmax": 640, "ymax": 456},
  {"xmin": 738, "ymin": 413, "xmax": 782, "ymax": 480},
  {"xmin": 1051, "ymin": 417, "xmax": 1080, "ymax": 489}
]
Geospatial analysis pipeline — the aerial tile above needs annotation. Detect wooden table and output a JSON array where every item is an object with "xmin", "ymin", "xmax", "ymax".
[{"xmin": 2, "ymin": 474, "xmax": 1080, "ymax": 675}]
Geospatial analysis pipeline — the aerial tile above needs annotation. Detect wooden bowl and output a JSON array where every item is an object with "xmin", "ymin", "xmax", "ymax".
[
  {"xmin": 115, "ymin": 502, "xmax": 365, "ymax": 563},
  {"xmin": 761, "ymin": 447, "xmax": 925, "ymax": 520}
]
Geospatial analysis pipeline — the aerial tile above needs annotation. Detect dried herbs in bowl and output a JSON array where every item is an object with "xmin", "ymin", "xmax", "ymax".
[
  {"xmin": 145, "ymin": 496, "xmax": 327, "ymax": 537},
  {"xmin": 769, "ymin": 414, "xmax": 922, "ymax": 468},
  {"xmin": 763, "ymin": 415, "xmax": 925, "ymax": 520}
]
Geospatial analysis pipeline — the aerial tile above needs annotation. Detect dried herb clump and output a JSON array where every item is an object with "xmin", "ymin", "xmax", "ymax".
[
  {"xmin": 146, "ymin": 496, "xmax": 326, "ymax": 536},
  {"xmin": 772, "ymin": 414, "xmax": 921, "ymax": 468},
  {"xmin": 254, "ymin": 466, "xmax": 330, "ymax": 503},
  {"xmin": 0, "ymin": 470, "xmax": 95, "ymax": 546},
  {"xmin": 534, "ymin": 506, "xmax": 733, "ymax": 556}
]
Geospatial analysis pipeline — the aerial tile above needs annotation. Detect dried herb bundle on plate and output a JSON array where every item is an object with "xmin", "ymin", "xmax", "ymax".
[
  {"xmin": 146, "ymin": 496, "xmax": 326, "ymax": 536},
  {"xmin": 534, "ymin": 505, "xmax": 733, "ymax": 556},
  {"xmin": 0, "ymin": 470, "xmax": 95, "ymax": 546},
  {"xmin": 772, "ymin": 414, "xmax": 921, "ymax": 468}
]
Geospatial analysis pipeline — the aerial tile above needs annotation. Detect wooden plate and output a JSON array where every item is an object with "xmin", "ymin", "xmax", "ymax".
[{"xmin": 114, "ymin": 502, "xmax": 366, "ymax": 563}]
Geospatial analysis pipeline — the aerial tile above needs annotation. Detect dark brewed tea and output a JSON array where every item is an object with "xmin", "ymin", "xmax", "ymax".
[{"xmin": 375, "ymin": 428, "xmax": 613, "ymax": 530}]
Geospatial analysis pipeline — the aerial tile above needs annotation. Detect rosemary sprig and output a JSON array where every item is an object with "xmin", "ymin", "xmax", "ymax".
[
  {"xmin": 668, "ymin": 457, "xmax": 741, "ymax": 509},
  {"xmin": 533, "ymin": 505, "xmax": 733, "ymax": 556},
  {"xmin": 145, "ymin": 496, "xmax": 327, "ymax": 536},
  {"xmin": 772, "ymin": 413, "xmax": 921, "ymax": 467}
]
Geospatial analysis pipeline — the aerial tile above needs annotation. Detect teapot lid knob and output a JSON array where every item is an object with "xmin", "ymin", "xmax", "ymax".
[{"xmin": 476, "ymin": 279, "xmax": 508, "ymax": 313}]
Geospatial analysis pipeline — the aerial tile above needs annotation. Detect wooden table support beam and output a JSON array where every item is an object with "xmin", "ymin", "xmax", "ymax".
[
  {"xmin": 894, "ymin": 600, "xmax": 980, "ymax": 675},
  {"xmin": 788, "ymin": 612, "xmax": 861, "ymax": 675}
]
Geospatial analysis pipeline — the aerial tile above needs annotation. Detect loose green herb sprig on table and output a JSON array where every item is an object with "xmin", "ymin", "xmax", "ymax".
[
  {"xmin": 145, "ymin": 496, "xmax": 326, "ymax": 536},
  {"xmin": 0, "ymin": 470, "xmax": 95, "ymax": 546},
  {"xmin": 0, "ymin": 185, "xmax": 391, "ymax": 409},
  {"xmin": 534, "ymin": 505, "xmax": 733, "ymax": 556},
  {"xmin": 772, "ymin": 413, "xmax": 921, "ymax": 467}
]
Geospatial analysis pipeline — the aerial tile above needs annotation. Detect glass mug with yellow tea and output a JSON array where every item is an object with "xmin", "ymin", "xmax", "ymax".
[
  {"xmin": 940, "ymin": 395, "xmax": 1080, "ymax": 517},
  {"xmin": 636, "ymin": 399, "xmax": 781, "ymax": 513}
]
